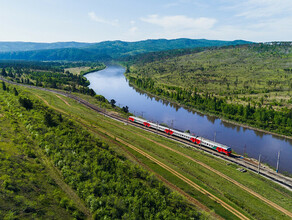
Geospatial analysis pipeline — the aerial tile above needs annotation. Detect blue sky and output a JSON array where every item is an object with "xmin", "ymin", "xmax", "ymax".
[{"xmin": 0, "ymin": 0, "xmax": 291, "ymax": 43}]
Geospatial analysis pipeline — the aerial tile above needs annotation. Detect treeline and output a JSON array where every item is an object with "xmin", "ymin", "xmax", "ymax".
[
  {"xmin": 0, "ymin": 82, "xmax": 201, "ymax": 219},
  {"xmin": 0, "ymin": 61, "xmax": 103, "ymax": 96},
  {"xmin": 120, "ymin": 43, "xmax": 255, "ymax": 66},
  {"xmin": 123, "ymin": 42, "xmax": 291, "ymax": 66},
  {"xmin": 0, "ymin": 60, "xmax": 102, "ymax": 72},
  {"xmin": 128, "ymin": 76, "xmax": 292, "ymax": 136},
  {"xmin": 0, "ymin": 60, "xmax": 105, "ymax": 73},
  {"xmin": 0, "ymin": 60, "xmax": 64, "ymax": 72},
  {"xmin": 0, "ymin": 47, "xmax": 112, "ymax": 61},
  {"xmin": 120, "ymin": 48, "xmax": 207, "ymax": 65}
]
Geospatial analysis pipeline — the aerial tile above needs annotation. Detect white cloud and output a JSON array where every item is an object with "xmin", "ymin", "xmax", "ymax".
[
  {"xmin": 129, "ymin": 27, "xmax": 138, "ymax": 34},
  {"xmin": 234, "ymin": 0, "xmax": 292, "ymax": 19},
  {"xmin": 135, "ymin": 15, "xmax": 218, "ymax": 40},
  {"xmin": 141, "ymin": 15, "xmax": 217, "ymax": 30},
  {"xmin": 88, "ymin": 12, "xmax": 118, "ymax": 26},
  {"xmin": 213, "ymin": 0, "xmax": 292, "ymax": 42},
  {"xmin": 163, "ymin": 2, "xmax": 179, "ymax": 8}
]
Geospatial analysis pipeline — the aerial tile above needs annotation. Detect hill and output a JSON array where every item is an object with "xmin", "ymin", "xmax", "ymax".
[
  {"xmin": 0, "ymin": 41, "xmax": 92, "ymax": 52},
  {"xmin": 0, "ymin": 48, "xmax": 111, "ymax": 61},
  {"xmin": 125, "ymin": 42, "xmax": 292, "ymax": 136},
  {"xmin": 0, "ymin": 39, "xmax": 252, "ymax": 61},
  {"xmin": 84, "ymin": 39, "xmax": 252, "ymax": 58}
]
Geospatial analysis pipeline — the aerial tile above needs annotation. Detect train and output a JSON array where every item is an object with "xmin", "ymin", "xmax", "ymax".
[{"xmin": 128, "ymin": 116, "xmax": 232, "ymax": 156}]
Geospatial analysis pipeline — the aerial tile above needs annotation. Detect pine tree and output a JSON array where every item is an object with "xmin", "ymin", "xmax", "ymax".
[
  {"xmin": 1, "ymin": 68, "xmax": 7, "ymax": 77},
  {"xmin": 2, "ymin": 81, "xmax": 6, "ymax": 91},
  {"xmin": 13, "ymin": 87, "xmax": 18, "ymax": 96}
]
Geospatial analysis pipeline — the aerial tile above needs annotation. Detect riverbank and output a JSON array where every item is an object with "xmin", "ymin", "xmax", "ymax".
[
  {"xmin": 126, "ymin": 78, "xmax": 292, "ymax": 142},
  {"xmin": 80, "ymin": 64, "xmax": 106, "ymax": 76},
  {"xmin": 126, "ymin": 80, "xmax": 292, "ymax": 177},
  {"xmin": 65, "ymin": 64, "xmax": 106, "ymax": 76}
]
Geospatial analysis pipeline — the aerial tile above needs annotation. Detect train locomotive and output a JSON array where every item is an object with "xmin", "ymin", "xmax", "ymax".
[{"xmin": 128, "ymin": 116, "xmax": 232, "ymax": 156}]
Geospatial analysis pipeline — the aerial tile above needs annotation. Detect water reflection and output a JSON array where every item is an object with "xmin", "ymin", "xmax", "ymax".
[
  {"xmin": 206, "ymin": 115, "xmax": 216, "ymax": 124},
  {"xmin": 85, "ymin": 66, "xmax": 292, "ymax": 174},
  {"xmin": 254, "ymin": 130, "xmax": 264, "ymax": 139},
  {"xmin": 220, "ymin": 121, "xmax": 239, "ymax": 130}
]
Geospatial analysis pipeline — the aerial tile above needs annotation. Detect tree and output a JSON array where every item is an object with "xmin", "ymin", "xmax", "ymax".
[
  {"xmin": 2, "ymin": 81, "xmax": 6, "ymax": 91},
  {"xmin": 1, "ymin": 68, "xmax": 7, "ymax": 77},
  {"xmin": 89, "ymin": 88, "xmax": 96, "ymax": 96},
  {"xmin": 44, "ymin": 112, "xmax": 56, "ymax": 127},
  {"xmin": 13, "ymin": 88, "xmax": 18, "ymax": 96},
  {"xmin": 95, "ymin": 95, "xmax": 107, "ymax": 103},
  {"xmin": 110, "ymin": 99, "xmax": 116, "ymax": 107},
  {"xmin": 122, "ymin": 106, "xmax": 129, "ymax": 113},
  {"xmin": 125, "ymin": 65, "xmax": 130, "ymax": 73},
  {"xmin": 19, "ymin": 97, "xmax": 33, "ymax": 110},
  {"xmin": 58, "ymin": 113, "xmax": 63, "ymax": 122}
]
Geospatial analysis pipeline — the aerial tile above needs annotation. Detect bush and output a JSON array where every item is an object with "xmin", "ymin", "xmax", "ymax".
[{"xmin": 19, "ymin": 97, "xmax": 33, "ymax": 110}]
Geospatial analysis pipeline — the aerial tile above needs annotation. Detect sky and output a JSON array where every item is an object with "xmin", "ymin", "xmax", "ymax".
[{"xmin": 0, "ymin": 0, "xmax": 291, "ymax": 43}]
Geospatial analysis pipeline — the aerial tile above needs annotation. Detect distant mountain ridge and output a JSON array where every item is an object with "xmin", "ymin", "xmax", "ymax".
[
  {"xmin": 0, "ymin": 48, "xmax": 111, "ymax": 62},
  {"xmin": 0, "ymin": 41, "xmax": 93, "ymax": 52},
  {"xmin": 83, "ymin": 39, "xmax": 252, "ymax": 58},
  {"xmin": 0, "ymin": 39, "xmax": 252, "ymax": 61}
]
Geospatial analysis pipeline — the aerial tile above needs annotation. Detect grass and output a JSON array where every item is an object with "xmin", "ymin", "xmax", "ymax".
[
  {"xmin": 124, "ymin": 146, "xmax": 238, "ymax": 219},
  {"xmin": 93, "ymin": 120, "xmax": 290, "ymax": 219},
  {"xmin": 16, "ymin": 85, "xmax": 292, "ymax": 219},
  {"xmin": 64, "ymin": 66, "xmax": 91, "ymax": 75},
  {"xmin": 0, "ymin": 92, "xmax": 83, "ymax": 219}
]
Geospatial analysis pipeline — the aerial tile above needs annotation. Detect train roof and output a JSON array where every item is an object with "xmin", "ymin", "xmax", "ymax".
[
  {"xmin": 129, "ymin": 116, "xmax": 231, "ymax": 151},
  {"xmin": 201, "ymin": 137, "xmax": 231, "ymax": 151}
]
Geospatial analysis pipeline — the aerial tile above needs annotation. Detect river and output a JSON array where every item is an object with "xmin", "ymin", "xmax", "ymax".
[{"xmin": 85, "ymin": 65, "xmax": 292, "ymax": 174}]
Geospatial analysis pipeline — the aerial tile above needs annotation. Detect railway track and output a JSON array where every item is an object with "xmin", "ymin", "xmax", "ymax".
[{"xmin": 1, "ymin": 76, "xmax": 292, "ymax": 190}]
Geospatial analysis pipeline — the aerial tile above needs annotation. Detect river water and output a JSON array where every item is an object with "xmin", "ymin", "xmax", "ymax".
[{"xmin": 85, "ymin": 65, "xmax": 292, "ymax": 174}]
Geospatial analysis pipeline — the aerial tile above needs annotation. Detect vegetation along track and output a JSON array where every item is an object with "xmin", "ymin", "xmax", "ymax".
[
  {"xmin": 62, "ymin": 112, "xmax": 247, "ymax": 219},
  {"xmin": 2, "ymin": 76, "xmax": 292, "ymax": 218},
  {"xmin": 104, "ymin": 120, "xmax": 292, "ymax": 218},
  {"xmin": 72, "ymin": 103, "xmax": 292, "ymax": 219},
  {"xmin": 127, "ymin": 121, "xmax": 292, "ymax": 190},
  {"xmin": 103, "ymin": 130, "xmax": 250, "ymax": 220},
  {"xmin": 75, "ymin": 118, "xmax": 223, "ymax": 220},
  {"xmin": 25, "ymin": 95, "xmax": 246, "ymax": 219},
  {"xmin": 30, "ymin": 86, "xmax": 225, "ymax": 219}
]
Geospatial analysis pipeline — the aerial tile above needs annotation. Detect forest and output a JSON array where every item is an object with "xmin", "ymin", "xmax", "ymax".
[
  {"xmin": 0, "ymin": 61, "xmax": 105, "ymax": 96},
  {"xmin": 0, "ymin": 82, "xmax": 201, "ymax": 219},
  {"xmin": 125, "ymin": 43, "xmax": 292, "ymax": 136}
]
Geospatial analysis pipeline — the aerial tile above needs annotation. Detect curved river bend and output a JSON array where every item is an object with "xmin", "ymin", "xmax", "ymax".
[{"xmin": 86, "ymin": 65, "xmax": 292, "ymax": 174}]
